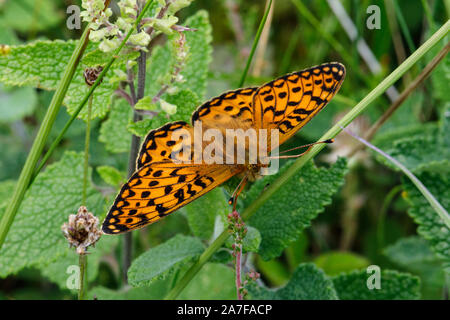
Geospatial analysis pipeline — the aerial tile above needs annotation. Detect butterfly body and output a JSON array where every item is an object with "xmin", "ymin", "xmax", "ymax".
[{"xmin": 102, "ymin": 62, "xmax": 345, "ymax": 234}]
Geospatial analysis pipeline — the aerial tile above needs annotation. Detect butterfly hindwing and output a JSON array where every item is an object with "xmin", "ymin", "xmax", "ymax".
[{"xmin": 253, "ymin": 62, "xmax": 345, "ymax": 146}]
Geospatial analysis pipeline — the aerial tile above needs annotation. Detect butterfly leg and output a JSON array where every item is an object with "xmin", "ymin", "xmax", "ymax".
[{"xmin": 228, "ymin": 174, "xmax": 249, "ymax": 211}]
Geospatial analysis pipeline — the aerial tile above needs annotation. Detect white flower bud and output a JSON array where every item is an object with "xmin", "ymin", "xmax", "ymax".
[{"xmin": 160, "ymin": 99, "xmax": 177, "ymax": 115}]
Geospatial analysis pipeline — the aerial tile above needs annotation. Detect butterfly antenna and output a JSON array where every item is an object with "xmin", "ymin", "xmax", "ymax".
[
  {"xmin": 270, "ymin": 139, "xmax": 334, "ymax": 159},
  {"xmin": 228, "ymin": 174, "xmax": 249, "ymax": 211}
]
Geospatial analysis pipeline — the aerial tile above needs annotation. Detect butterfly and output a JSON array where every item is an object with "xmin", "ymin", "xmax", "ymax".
[{"xmin": 102, "ymin": 62, "xmax": 345, "ymax": 234}]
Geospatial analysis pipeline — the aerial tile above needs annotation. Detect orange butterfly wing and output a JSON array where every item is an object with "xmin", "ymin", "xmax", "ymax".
[
  {"xmin": 253, "ymin": 62, "xmax": 345, "ymax": 147},
  {"xmin": 103, "ymin": 161, "xmax": 242, "ymax": 234},
  {"xmin": 102, "ymin": 64, "xmax": 346, "ymax": 234}
]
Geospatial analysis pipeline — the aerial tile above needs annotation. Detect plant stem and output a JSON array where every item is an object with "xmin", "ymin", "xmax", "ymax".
[
  {"xmin": 0, "ymin": 27, "xmax": 92, "ymax": 250},
  {"xmin": 342, "ymin": 126, "xmax": 450, "ymax": 229},
  {"xmin": 78, "ymin": 253, "xmax": 87, "ymax": 300},
  {"xmin": 376, "ymin": 185, "xmax": 403, "ymax": 250},
  {"xmin": 32, "ymin": 0, "xmax": 155, "ymax": 181},
  {"xmin": 122, "ymin": 1, "xmax": 149, "ymax": 283},
  {"xmin": 348, "ymin": 41, "xmax": 450, "ymax": 157},
  {"xmin": 238, "ymin": 0, "xmax": 273, "ymax": 87},
  {"xmin": 82, "ymin": 95, "xmax": 93, "ymax": 206},
  {"xmin": 235, "ymin": 243, "xmax": 243, "ymax": 300},
  {"xmin": 164, "ymin": 19, "xmax": 450, "ymax": 300}
]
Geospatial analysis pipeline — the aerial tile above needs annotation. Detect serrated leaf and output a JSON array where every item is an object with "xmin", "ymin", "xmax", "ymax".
[
  {"xmin": 377, "ymin": 125, "xmax": 449, "ymax": 173},
  {"xmin": 178, "ymin": 263, "xmax": 236, "ymax": 300},
  {"xmin": 384, "ymin": 236, "xmax": 446, "ymax": 290},
  {"xmin": 0, "ymin": 152, "xmax": 105, "ymax": 277},
  {"xmin": 41, "ymin": 235, "xmax": 118, "ymax": 291},
  {"xmin": 248, "ymin": 263, "xmax": 338, "ymax": 300},
  {"xmin": 97, "ymin": 165, "xmax": 125, "ymax": 187},
  {"xmin": 245, "ymin": 158, "xmax": 347, "ymax": 260},
  {"xmin": 314, "ymin": 251, "xmax": 370, "ymax": 276},
  {"xmin": 128, "ymin": 234, "xmax": 205, "ymax": 287},
  {"xmin": 184, "ymin": 188, "xmax": 229, "ymax": 240},
  {"xmin": 332, "ymin": 270, "xmax": 421, "ymax": 300},
  {"xmin": 402, "ymin": 168, "xmax": 450, "ymax": 274},
  {"xmin": 99, "ymin": 98, "xmax": 133, "ymax": 153},
  {"xmin": 0, "ymin": 40, "xmax": 121, "ymax": 120},
  {"xmin": 0, "ymin": 84, "xmax": 37, "ymax": 123}
]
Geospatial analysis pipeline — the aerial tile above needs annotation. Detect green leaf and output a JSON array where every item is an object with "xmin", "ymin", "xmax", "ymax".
[
  {"xmin": 0, "ymin": 180, "xmax": 15, "ymax": 211},
  {"xmin": 184, "ymin": 188, "xmax": 229, "ymax": 240},
  {"xmin": 99, "ymin": 98, "xmax": 133, "ymax": 153},
  {"xmin": 178, "ymin": 263, "xmax": 236, "ymax": 299},
  {"xmin": 384, "ymin": 236, "xmax": 439, "ymax": 267},
  {"xmin": 128, "ymin": 234, "xmax": 205, "ymax": 287},
  {"xmin": 0, "ymin": 84, "xmax": 37, "ymax": 123},
  {"xmin": 374, "ymin": 106, "xmax": 449, "ymax": 173},
  {"xmin": 0, "ymin": 40, "xmax": 121, "ymax": 120},
  {"xmin": 145, "ymin": 10, "xmax": 212, "ymax": 100},
  {"xmin": 245, "ymin": 158, "xmax": 347, "ymax": 260},
  {"xmin": 41, "ymin": 235, "xmax": 118, "ymax": 291},
  {"xmin": 225, "ymin": 225, "xmax": 261, "ymax": 254},
  {"xmin": 332, "ymin": 270, "xmax": 421, "ymax": 300},
  {"xmin": 128, "ymin": 89, "xmax": 199, "ymax": 137},
  {"xmin": 176, "ymin": 10, "xmax": 212, "ymax": 99},
  {"xmin": 97, "ymin": 165, "xmax": 125, "ymax": 187},
  {"xmin": 81, "ymin": 49, "xmax": 140, "ymax": 68},
  {"xmin": 0, "ymin": 152, "xmax": 105, "ymax": 277},
  {"xmin": 248, "ymin": 263, "xmax": 338, "ymax": 300},
  {"xmin": 89, "ymin": 278, "xmax": 172, "ymax": 300},
  {"xmin": 1, "ymin": 0, "xmax": 62, "ymax": 33},
  {"xmin": 242, "ymin": 226, "xmax": 261, "ymax": 253},
  {"xmin": 402, "ymin": 167, "xmax": 450, "ymax": 274},
  {"xmin": 314, "ymin": 251, "xmax": 370, "ymax": 276},
  {"xmin": 134, "ymin": 96, "xmax": 157, "ymax": 111},
  {"xmin": 384, "ymin": 236, "xmax": 445, "ymax": 289},
  {"xmin": 377, "ymin": 125, "xmax": 449, "ymax": 173}
]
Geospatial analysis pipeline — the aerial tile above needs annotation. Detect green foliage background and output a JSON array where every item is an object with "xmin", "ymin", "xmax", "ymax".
[{"xmin": 0, "ymin": 0, "xmax": 448, "ymax": 300}]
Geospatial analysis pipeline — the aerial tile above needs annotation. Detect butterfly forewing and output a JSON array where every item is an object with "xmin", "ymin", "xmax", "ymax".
[
  {"xmin": 102, "ymin": 162, "xmax": 243, "ymax": 234},
  {"xmin": 253, "ymin": 62, "xmax": 345, "ymax": 147}
]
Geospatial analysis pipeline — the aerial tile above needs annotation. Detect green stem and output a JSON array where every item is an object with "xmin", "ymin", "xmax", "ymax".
[
  {"xmin": 392, "ymin": 0, "xmax": 416, "ymax": 52},
  {"xmin": 238, "ymin": 0, "xmax": 273, "ymax": 87},
  {"xmin": 33, "ymin": 1, "xmax": 155, "ymax": 181},
  {"xmin": 0, "ymin": 0, "xmax": 114, "ymax": 250},
  {"xmin": 0, "ymin": 28, "xmax": 91, "ymax": 249},
  {"xmin": 164, "ymin": 19, "xmax": 450, "ymax": 300},
  {"xmin": 344, "ymin": 127, "xmax": 450, "ymax": 229},
  {"xmin": 421, "ymin": 0, "xmax": 434, "ymax": 26},
  {"xmin": 376, "ymin": 185, "xmax": 403, "ymax": 250},
  {"xmin": 291, "ymin": 0, "xmax": 374, "ymax": 89},
  {"xmin": 78, "ymin": 253, "xmax": 87, "ymax": 300},
  {"xmin": 82, "ymin": 95, "xmax": 93, "ymax": 206}
]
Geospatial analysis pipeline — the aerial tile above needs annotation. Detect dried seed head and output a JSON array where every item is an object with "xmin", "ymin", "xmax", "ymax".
[
  {"xmin": 84, "ymin": 66, "xmax": 104, "ymax": 86},
  {"xmin": 61, "ymin": 206, "xmax": 102, "ymax": 255}
]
